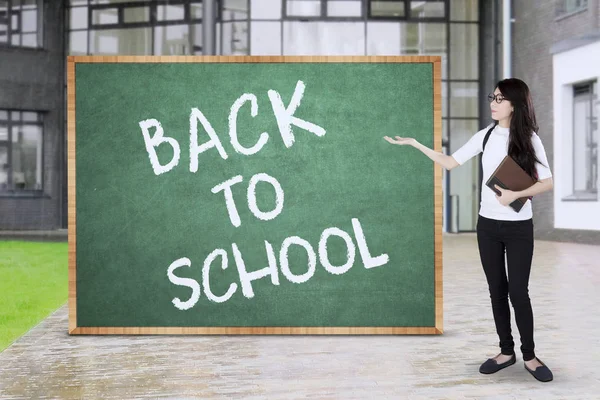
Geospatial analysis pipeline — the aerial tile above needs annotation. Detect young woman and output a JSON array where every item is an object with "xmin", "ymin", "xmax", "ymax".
[{"xmin": 384, "ymin": 78, "xmax": 554, "ymax": 382}]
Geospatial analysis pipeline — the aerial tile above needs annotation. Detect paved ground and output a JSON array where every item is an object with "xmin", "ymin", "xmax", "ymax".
[{"xmin": 1, "ymin": 233, "xmax": 599, "ymax": 399}]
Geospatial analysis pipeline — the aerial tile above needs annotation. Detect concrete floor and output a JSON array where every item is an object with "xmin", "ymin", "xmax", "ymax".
[{"xmin": 1, "ymin": 233, "xmax": 599, "ymax": 399}]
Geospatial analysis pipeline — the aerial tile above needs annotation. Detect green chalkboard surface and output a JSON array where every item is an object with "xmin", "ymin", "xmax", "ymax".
[{"xmin": 68, "ymin": 56, "xmax": 443, "ymax": 335}]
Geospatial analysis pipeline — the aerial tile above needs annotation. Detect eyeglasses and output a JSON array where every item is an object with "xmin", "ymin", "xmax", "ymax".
[{"xmin": 488, "ymin": 93, "xmax": 507, "ymax": 104}]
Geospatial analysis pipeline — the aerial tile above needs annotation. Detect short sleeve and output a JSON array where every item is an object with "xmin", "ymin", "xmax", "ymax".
[
  {"xmin": 532, "ymin": 133, "xmax": 552, "ymax": 180},
  {"xmin": 450, "ymin": 124, "xmax": 492, "ymax": 165}
]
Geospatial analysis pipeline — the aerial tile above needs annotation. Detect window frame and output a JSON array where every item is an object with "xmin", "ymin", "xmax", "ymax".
[
  {"xmin": 0, "ymin": 0, "xmax": 44, "ymax": 50},
  {"xmin": 281, "ymin": 0, "xmax": 448, "ymax": 21},
  {"xmin": 555, "ymin": 0, "xmax": 588, "ymax": 20},
  {"xmin": 0, "ymin": 110, "xmax": 45, "ymax": 198},
  {"xmin": 68, "ymin": 0, "xmax": 252, "ymax": 56},
  {"xmin": 562, "ymin": 80, "xmax": 598, "ymax": 202},
  {"xmin": 87, "ymin": 0, "xmax": 208, "ymax": 30}
]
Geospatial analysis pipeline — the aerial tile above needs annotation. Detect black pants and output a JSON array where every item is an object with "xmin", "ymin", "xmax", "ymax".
[{"xmin": 476, "ymin": 215, "xmax": 536, "ymax": 361}]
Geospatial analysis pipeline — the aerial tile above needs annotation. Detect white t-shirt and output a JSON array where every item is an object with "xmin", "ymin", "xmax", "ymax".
[{"xmin": 450, "ymin": 123, "xmax": 553, "ymax": 221}]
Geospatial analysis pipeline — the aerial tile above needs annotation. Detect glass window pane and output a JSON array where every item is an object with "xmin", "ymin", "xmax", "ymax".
[
  {"xmin": 11, "ymin": 33, "xmax": 19, "ymax": 46},
  {"xmin": 190, "ymin": 3, "xmax": 202, "ymax": 20},
  {"xmin": 21, "ymin": 9, "xmax": 36, "ymax": 32},
  {"xmin": 251, "ymin": 0, "xmax": 281, "ymax": 19},
  {"xmin": 190, "ymin": 23, "xmax": 202, "ymax": 54},
  {"xmin": 572, "ymin": 83, "xmax": 596, "ymax": 195},
  {"xmin": 0, "ymin": 0, "xmax": 6, "ymax": 32},
  {"xmin": 11, "ymin": 111, "xmax": 20, "ymax": 120},
  {"xmin": 450, "ymin": 0, "xmax": 478, "ymax": 21},
  {"xmin": 70, "ymin": 0, "xmax": 87, "ymax": 4},
  {"xmin": 0, "ymin": 125, "xmax": 7, "ymax": 140},
  {"xmin": 157, "ymin": 5, "xmax": 184, "ymax": 21},
  {"xmin": 222, "ymin": 0, "xmax": 248, "ymax": 20},
  {"xmin": 11, "ymin": 11, "xmax": 18, "ymax": 31},
  {"xmin": 0, "ymin": 21, "xmax": 7, "ymax": 44},
  {"xmin": 409, "ymin": 1, "xmax": 445, "ymax": 18},
  {"xmin": 328, "ymin": 0, "xmax": 361, "ymax": 17},
  {"xmin": 370, "ymin": 1, "xmax": 405, "ymax": 17},
  {"xmin": 283, "ymin": 21, "xmax": 363, "ymax": 55},
  {"xmin": 22, "ymin": 112, "xmax": 37, "ymax": 121},
  {"xmin": 90, "ymin": 28, "xmax": 152, "ymax": 55},
  {"xmin": 221, "ymin": 21, "xmax": 248, "ymax": 55},
  {"xmin": 21, "ymin": 32, "xmax": 36, "ymax": 47},
  {"xmin": 91, "ymin": 0, "xmax": 148, "ymax": 3},
  {"xmin": 450, "ymin": 23, "xmax": 477, "ymax": 80},
  {"xmin": 12, "ymin": 123, "xmax": 43, "ymax": 190},
  {"xmin": 69, "ymin": 30, "xmax": 88, "ymax": 54},
  {"xmin": 215, "ymin": 21, "xmax": 220, "ymax": 54},
  {"xmin": 441, "ymin": 53, "xmax": 447, "ymax": 80},
  {"xmin": 560, "ymin": 0, "xmax": 589, "ymax": 14},
  {"xmin": 70, "ymin": 6, "xmax": 88, "ymax": 29},
  {"xmin": 0, "ymin": 110, "xmax": 7, "ymax": 120},
  {"xmin": 442, "ymin": 81, "xmax": 447, "ymax": 117},
  {"xmin": 0, "ymin": 146, "xmax": 8, "ymax": 191},
  {"xmin": 250, "ymin": 21, "xmax": 280, "ymax": 55},
  {"xmin": 367, "ymin": 22, "xmax": 400, "ymax": 55},
  {"xmin": 154, "ymin": 24, "xmax": 190, "ymax": 55},
  {"xmin": 450, "ymin": 82, "xmax": 478, "ymax": 118},
  {"xmin": 286, "ymin": 0, "xmax": 321, "ymax": 17},
  {"xmin": 442, "ymin": 118, "xmax": 448, "ymax": 142},
  {"xmin": 449, "ymin": 119, "xmax": 480, "ymax": 231},
  {"xmin": 399, "ymin": 22, "xmax": 446, "ymax": 54},
  {"xmin": 123, "ymin": 6, "xmax": 149, "ymax": 23},
  {"xmin": 593, "ymin": 81, "xmax": 598, "ymax": 193},
  {"xmin": 92, "ymin": 8, "xmax": 118, "ymax": 25}
]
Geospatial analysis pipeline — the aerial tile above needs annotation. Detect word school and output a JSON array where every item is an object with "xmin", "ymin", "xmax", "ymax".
[
  {"xmin": 167, "ymin": 218, "xmax": 390, "ymax": 310},
  {"xmin": 139, "ymin": 80, "xmax": 326, "ymax": 175}
]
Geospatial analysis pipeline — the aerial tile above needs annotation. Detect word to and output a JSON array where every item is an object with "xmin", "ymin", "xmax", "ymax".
[
  {"xmin": 211, "ymin": 172, "xmax": 283, "ymax": 228},
  {"xmin": 167, "ymin": 218, "xmax": 389, "ymax": 310}
]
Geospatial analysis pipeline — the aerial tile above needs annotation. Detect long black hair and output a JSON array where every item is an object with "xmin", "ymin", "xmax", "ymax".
[{"xmin": 495, "ymin": 78, "xmax": 545, "ymax": 179}]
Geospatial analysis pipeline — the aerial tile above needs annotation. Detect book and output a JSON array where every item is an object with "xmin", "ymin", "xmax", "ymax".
[{"xmin": 485, "ymin": 156, "xmax": 537, "ymax": 212}]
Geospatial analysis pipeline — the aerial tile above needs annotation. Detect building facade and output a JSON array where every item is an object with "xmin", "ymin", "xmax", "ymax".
[
  {"xmin": 0, "ymin": 1, "xmax": 66, "ymax": 230},
  {"xmin": 513, "ymin": 0, "xmax": 599, "ymax": 244},
  {"xmin": 0, "ymin": 0, "xmax": 598, "ymax": 244}
]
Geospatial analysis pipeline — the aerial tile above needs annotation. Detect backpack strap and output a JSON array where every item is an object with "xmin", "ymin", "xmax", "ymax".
[{"xmin": 482, "ymin": 123, "xmax": 496, "ymax": 152}]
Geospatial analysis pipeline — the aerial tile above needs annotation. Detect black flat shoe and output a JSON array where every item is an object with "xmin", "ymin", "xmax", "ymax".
[
  {"xmin": 479, "ymin": 353, "xmax": 516, "ymax": 374},
  {"xmin": 524, "ymin": 358, "xmax": 553, "ymax": 382}
]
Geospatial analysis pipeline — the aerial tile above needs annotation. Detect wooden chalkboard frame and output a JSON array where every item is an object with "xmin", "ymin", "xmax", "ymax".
[{"xmin": 67, "ymin": 55, "xmax": 443, "ymax": 335}]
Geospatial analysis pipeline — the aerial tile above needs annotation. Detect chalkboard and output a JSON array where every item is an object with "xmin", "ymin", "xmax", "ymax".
[{"xmin": 67, "ymin": 56, "xmax": 443, "ymax": 335}]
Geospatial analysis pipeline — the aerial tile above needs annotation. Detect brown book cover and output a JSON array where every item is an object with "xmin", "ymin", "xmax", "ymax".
[{"xmin": 485, "ymin": 156, "xmax": 537, "ymax": 212}]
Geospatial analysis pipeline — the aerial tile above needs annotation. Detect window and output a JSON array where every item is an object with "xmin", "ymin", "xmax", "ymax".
[
  {"xmin": 283, "ymin": 0, "xmax": 448, "ymax": 21},
  {"xmin": 67, "ymin": 0, "xmax": 247, "ymax": 56},
  {"xmin": 284, "ymin": 0, "xmax": 363, "ymax": 19},
  {"xmin": 0, "ymin": 0, "xmax": 43, "ymax": 48},
  {"xmin": 369, "ymin": 0, "xmax": 447, "ymax": 21},
  {"xmin": 0, "ymin": 110, "xmax": 44, "ymax": 194},
  {"xmin": 221, "ymin": 0, "xmax": 249, "ymax": 55},
  {"xmin": 556, "ymin": 0, "xmax": 588, "ymax": 17},
  {"xmin": 565, "ymin": 81, "xmax": 598, "ymax": 201},
  {"xmin": 88, "ymin": 1, "xmax": 204, "ymax": 30}
]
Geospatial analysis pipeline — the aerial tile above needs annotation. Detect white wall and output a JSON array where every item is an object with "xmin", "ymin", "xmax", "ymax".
[{"xmin": 553, "ymin": 40, "xmax": 600, "ymax": 231}]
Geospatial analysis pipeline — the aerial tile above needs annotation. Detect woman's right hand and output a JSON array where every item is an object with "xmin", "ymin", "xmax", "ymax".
[{"xmin": 383, "ymin": 136, "xmax": 417, "ymax": 146}]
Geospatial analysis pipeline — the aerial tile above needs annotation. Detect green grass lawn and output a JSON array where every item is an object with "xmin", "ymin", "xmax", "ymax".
[{"xmin": 0, "ymin": 240, "xmax": 68, "ymax": 352}]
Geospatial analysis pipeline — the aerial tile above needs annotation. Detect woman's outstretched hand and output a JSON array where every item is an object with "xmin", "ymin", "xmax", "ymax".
[{"xmin": 383, "ymin": 136, "xmax": 417, "ymax": 146}]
